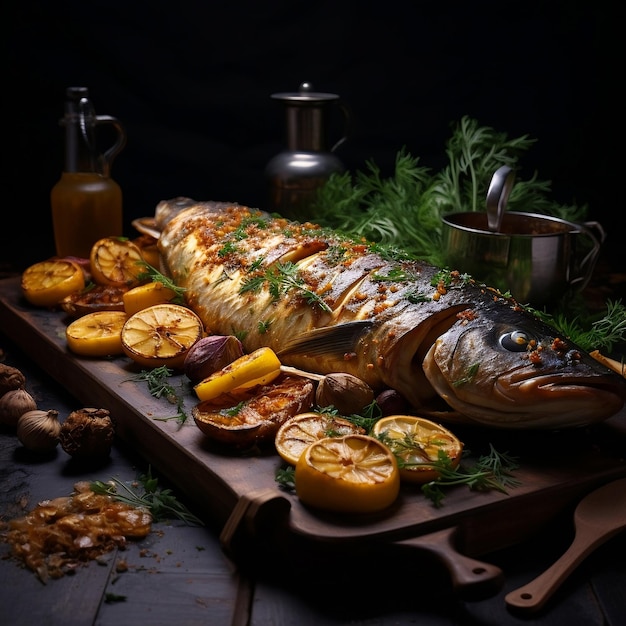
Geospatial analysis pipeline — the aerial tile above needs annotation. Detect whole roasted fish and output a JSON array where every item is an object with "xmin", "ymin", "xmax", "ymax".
[{"xmin": 149, "ymin": 197, "xmax": 626, "ymax": 430}]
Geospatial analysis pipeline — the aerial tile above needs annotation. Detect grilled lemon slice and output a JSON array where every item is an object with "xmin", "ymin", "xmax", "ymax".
[
  {"xmin": 66, "ymin": 310, "xmax": 128, "ymax": 357},
  {"xmin": 123, "ymin": 281, "xmax": 178, "ymax": 316},
  {"xmin": 372, "ymin": 415, "xmax": 463, "ymax": 484},
  {"xmin": 275, "ymin": 412, "xmax": 365, "ymax": 466},
  {"xmin": 120, "ymin": 303, "xmax": 204, "ymax": 369},
  {"xmin": 21, "ymin": 259, "xmax": 85, "ymax": 307},
  {"xmin": 295, "ymin": 434, "xmax": 400, "ymax": 514},
  {"xmin": 90, "ymin": 237, "xmax": 145, "ymax": 287}
]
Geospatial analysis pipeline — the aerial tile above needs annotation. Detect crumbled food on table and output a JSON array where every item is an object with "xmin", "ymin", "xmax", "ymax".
[{"xmin": 1, "ymin": 481, "xmax": 152, "ymax": 583}]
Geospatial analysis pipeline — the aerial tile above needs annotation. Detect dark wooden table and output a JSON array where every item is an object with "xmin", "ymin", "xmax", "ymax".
[{"xmin": 2, "ymin": 255, "xmax": 626, "ymax": 626}]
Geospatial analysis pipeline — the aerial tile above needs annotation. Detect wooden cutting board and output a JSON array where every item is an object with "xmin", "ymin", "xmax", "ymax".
[{"xmin": 1, "ymin": 276, "xmax": 625, "ymax": 596}]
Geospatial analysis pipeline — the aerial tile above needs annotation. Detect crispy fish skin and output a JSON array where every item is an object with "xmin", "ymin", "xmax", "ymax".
[{"xmin": 157, "ymin": 198, "xmax": 626, "ymax": 429}]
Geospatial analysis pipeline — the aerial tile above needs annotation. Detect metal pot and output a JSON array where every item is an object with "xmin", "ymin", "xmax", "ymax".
[{"xmin": 441, "ymin": 211, "xmax": 605, "ymax": 307}]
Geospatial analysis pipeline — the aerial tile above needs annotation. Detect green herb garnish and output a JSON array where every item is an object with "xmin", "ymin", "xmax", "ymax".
[
  {"xmin": 136, "ymin": 262, "xmax": 186, "ymax": 304},
  {"xmin": 420, "ymin": 445, "xmax": 520, "ymax": 507},
  {"xmin": 452, "ymin": 362, "xmax": 480, "ymax": 387},
  {"xmin": 257, "ymin": 319, "xmax": 273, "ymax": 334},
  {"xmin": 532, "ymin": 299, "xmax": 626, "ymax": 353},
  {"xmin": 313, "ymin": 116, "xmax": 587, "ymax": 266},
  {"xmin": 239, "ymin": 261, "xmax": 331, "ymax": 312},
  {"xmin": 91, "ymin": 467, "xmax": 203, "ymax": 525},
  {"xmin": 275, "ymin": 466, "xmax": 296, "ymax": 490},
  {"xmin": 218, "ymin": 241, "xmax": 240, "ymax": 257},
  {"xmin": 126, "ymin": 366, "xmax": 188, "ymax": 424}
]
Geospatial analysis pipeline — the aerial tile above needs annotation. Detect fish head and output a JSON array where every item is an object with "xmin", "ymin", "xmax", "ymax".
[{"xmin": 422, "ymin": 302, "xmax": 626, "ymax": 429}]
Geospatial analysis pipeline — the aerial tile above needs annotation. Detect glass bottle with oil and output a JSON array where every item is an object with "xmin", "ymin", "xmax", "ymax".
[{"xmin": 51, "ymin": 86, "xmax": 127, "ymax": 258}]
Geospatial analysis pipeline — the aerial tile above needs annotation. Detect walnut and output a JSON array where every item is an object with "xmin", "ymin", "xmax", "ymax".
[{"xmin": 60, "ymin": 408, "xmax": 115, "ymax": 459}]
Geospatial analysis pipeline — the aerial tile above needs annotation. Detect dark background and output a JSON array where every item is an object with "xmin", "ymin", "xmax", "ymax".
[{"xmin": 4, "ymin": 1, "xmax": 623, "ymax": 271}]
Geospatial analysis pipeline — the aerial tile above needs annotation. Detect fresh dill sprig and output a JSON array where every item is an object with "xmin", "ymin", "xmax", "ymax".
[
  {"xmin": 312, "ymin": 116, "xmax": 588, "ymax": 266},
  {"xmin": 323, "ymin": 400, "xmax": 384, "ymax": 432},
  {"xmin": 90, "ymin": 467, "xmax": 203, "ymax": 525},
  {"xmin": 239, "ymin": 261, "xmax": 331, "ymax": 312},
  {"xmin": 275, "ymin": 466, "xmax": 296, "ymax": 490},
  {"xmin": 421, "ymin": 444, "xmax": 520, "ymax": 507},
  {"xmin": 126, "ymin": 366, "xmax": 189, "ymax": 424},
  {"xmin": 532, "ymin": 299, "xmax": 626, "ymax": 353}
]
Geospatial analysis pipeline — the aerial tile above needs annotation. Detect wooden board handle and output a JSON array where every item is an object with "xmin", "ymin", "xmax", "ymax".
[
  {"xmin": 394, "ymin": 527, "xmax": 504, "ymax": 600},
  {"xmin": 220, "ymin": 488, "xmax": 291, "ymax": 559}
]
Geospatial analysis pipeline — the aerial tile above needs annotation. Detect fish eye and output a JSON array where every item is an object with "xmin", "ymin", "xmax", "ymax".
[{"xmin": 499, "ymin": 330, "xmax": 530, "ymax": 352}]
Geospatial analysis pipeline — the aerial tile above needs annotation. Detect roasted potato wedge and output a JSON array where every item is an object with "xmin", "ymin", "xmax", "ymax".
[
  {"xmin": 192, "ymin": 375, "xmax": 315, "ymax": 450},
  {"xmin": 60, "ymin": 284, "xmax": 129, "ymax": 317}
]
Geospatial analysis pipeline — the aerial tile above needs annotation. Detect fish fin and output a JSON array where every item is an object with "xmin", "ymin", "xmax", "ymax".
[
  {"xmin": 132, "ymin": 217, "xmax": 161, "ymax": 239},
  {"xmin": 277, "ymin": 320, "xmax": 373, "ymax": 358}
]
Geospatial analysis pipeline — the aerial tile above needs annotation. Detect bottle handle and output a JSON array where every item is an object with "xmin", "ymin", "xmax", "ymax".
[
  {"xmin": 330, "ymin": 100, "xmax": 352, "ymax": 153},
  {"xmin": 95, "ymin": 115, "xmax": 127, "ymax": 176}
]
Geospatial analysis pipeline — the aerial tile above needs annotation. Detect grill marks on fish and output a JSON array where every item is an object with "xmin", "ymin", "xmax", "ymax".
[{"xmin": 156, "ymin": 198, "xmax": 626, "ymax": 429}]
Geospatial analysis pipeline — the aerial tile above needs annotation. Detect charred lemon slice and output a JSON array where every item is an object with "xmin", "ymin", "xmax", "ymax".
[
  {"xmin": 90, "ymin": 237, "xmax": 145, "ymax": 287},
  {"xmin": 371, "ymin": 415, "xmax": 463, "ymax": 484},
  {"xmin": 21, "ymin": 259, "xmax": 85, "ymax": 307},
  {"xmin": 66, "ymin": 310, "xmax": 128, "ymax": 357},
  {"xmin": 275, "ymin": 412, "xmax": 366, "ymax": 466},
  {"xmin": 121, "ymin": 303, "xmax": 204, "ymax": 369},
  {"xmin": 295, "ymin": 434, "xmax": 400, "ymax": 514}
]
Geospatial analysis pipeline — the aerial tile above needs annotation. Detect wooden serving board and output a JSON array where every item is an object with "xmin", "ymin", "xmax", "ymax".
[{"xmin": 2, "ymin": 276, "xmax": 625, "ymax": 596}]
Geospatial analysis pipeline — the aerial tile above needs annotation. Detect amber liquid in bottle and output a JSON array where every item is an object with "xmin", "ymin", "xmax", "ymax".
[
  {"xmin": 51, "ymin": 172, "xmax": 123, "ymax": 259},
  {"xmin": 51, "ymin": 87, "xmax": 126, "ymax": 259}
]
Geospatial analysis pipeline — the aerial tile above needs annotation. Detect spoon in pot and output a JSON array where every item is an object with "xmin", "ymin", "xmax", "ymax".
[
  {"xmin": 486, "ymin": 165, "xmax": 515, "ymax": 232},
  {"xmin": 505, "ymin": 477, "xmax": 626, "ymax": 614}
]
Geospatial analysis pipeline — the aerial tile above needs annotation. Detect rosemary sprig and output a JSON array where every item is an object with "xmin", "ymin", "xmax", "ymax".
[
  {"xmin": 126, "ymin": 366, "xmax": 189, "ymax": 424},
  {"xmin": 91, "ymin": 467, "xmax": 203, "ymax": 525}
]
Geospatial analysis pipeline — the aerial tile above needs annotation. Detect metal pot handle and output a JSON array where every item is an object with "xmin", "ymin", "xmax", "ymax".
[{"xmin": 569, "ymin": 221, "xmax": 605, "ymax": 292}]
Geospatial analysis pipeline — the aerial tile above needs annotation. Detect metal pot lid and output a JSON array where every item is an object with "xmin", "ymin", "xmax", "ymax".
[{"xmin": 271, "ymin": 82, "xmax": 340, "ymax": 103}]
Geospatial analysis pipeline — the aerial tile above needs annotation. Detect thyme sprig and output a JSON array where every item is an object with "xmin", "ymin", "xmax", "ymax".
[
  {"xmin": 126, "ymin": 366, "xmax": 189, "ymax": 424},
  {"xmin": 90, "ymin": 467, "xmax": 203, "ymax": 525}
]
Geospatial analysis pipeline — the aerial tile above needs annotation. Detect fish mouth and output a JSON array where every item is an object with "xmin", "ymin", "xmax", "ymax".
[
  {"xmin": 491, "ymin": 373, "xmax": 625, "ymax": 428},
  {"xmin": 427, "ymin": 364, "xmax": 626, "ymax": 429}
]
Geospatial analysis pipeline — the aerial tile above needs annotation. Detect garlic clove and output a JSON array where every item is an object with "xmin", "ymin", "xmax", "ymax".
[
  {"xmin": 17, "ymin": 409, "xmax": 61, "ymax": 452},
  {"xmin": 0, "ymin": 388, "xmax": 38, "ymax": 428},
  {"xmin": 0, "ymin": 364, "xmax": 27, "ymax": 398}
]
